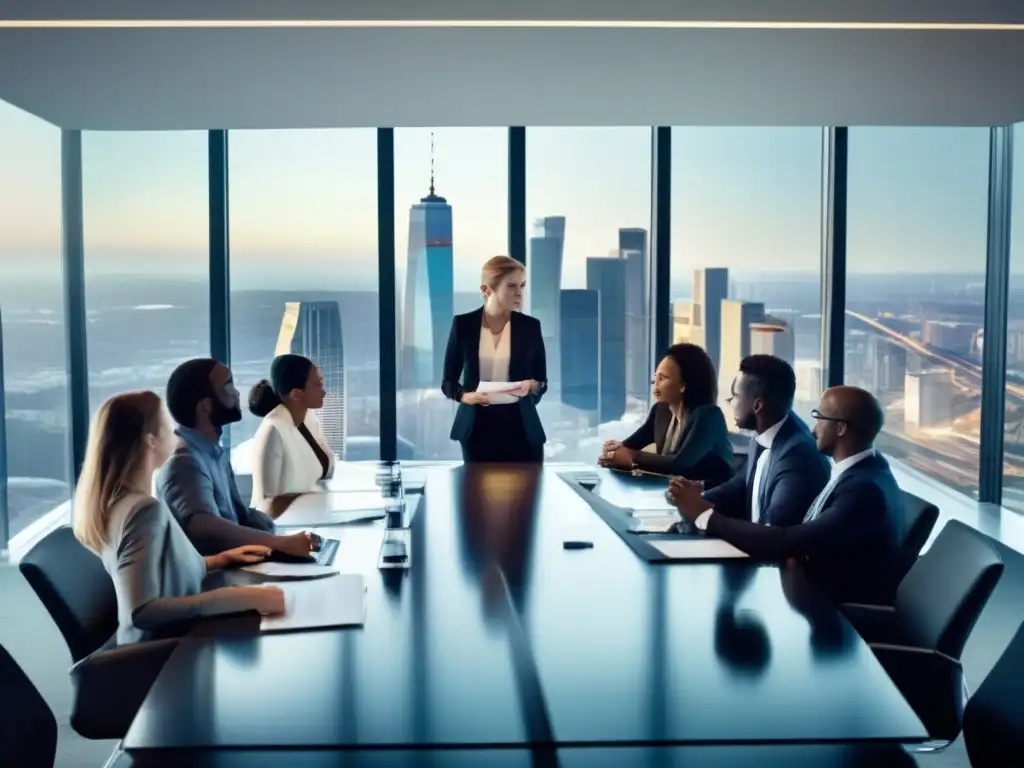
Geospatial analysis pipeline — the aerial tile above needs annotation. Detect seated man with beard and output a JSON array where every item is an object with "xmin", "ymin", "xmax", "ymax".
[{"xmin": 156, "ymin": 358, "xmax": 316, "ymax": 559}]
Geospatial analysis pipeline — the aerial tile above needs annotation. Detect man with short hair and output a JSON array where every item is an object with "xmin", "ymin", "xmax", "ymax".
[
  {"xmin": 670, "ymin": 385, "xmax": 905, "ymax": 604},
  {"xmin": 157, "ymin": 358, "xmax": 315, "ymax": 558},
  {"xmin": 672, "ymin": 354, "xmax": 829, "ymax": 527}
]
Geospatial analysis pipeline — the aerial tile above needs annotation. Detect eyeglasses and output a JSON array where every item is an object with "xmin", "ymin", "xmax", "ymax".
[{"xmin": 810, "ymin": 409, "xmax": 850, "ymax": 427}]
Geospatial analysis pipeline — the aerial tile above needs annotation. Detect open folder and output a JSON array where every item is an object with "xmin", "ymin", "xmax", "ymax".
[{"xmin": 259, "ymin": 573, "xmax": 367, "ymax": 632}]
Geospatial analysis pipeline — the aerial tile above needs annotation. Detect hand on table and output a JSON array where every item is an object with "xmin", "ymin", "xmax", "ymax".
[
  {"xmin": 666, "ymin": 476, "xmax": 708, "ymax": 522},
  {"xmin": 216, "ymin": 545, "xmax": 272, "ymax": 568},
  {"xmin": 598, "ymin": 445, "xmax": 635, "ymax": 469},
  {"xmin": 275, "ymin": 531, "xmax": 318, "ymax": 557}
]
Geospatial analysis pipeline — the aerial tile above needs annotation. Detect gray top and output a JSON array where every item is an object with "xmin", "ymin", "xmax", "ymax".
[{"xmin": 100, "ymin": 494, "xmax": 221, "ymax": 645}]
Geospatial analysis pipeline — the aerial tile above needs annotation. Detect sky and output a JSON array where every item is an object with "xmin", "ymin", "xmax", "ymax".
[{"xmin": 0, "ymin": 98, "xmax": 1020, "ymax": 292}]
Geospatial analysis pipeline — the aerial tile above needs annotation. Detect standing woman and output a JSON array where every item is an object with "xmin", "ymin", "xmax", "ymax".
[{"xmin": 442, "ymin": 255, "xmax": 547, "ymax": 463}]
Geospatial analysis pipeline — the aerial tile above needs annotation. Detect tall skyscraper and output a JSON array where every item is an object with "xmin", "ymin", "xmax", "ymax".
[
  {"xmin": 560, "ymin": 289, "xmax": 600, "ymax": 420},
  {"xmin": 402, "ymin": 141, "xmax": 453, "ymax": 390},
  {"xmin": 275, "ymin": 301, "xmax": 346, "ymax": 458},
  {"xmin": 718, "ymin": 299, "xmax": 765, "ymax": 410},
  {"xmin": 693, "ymin": 267, "xmax": 729, "ymax": 371},
  {"xmin": 529, "ymin": 216, "xmax": 565, "ymax": 398},
  {"xmin": 587, "ymin": 257, "xmax": 628, "ymax": 423},
  {"xmin": 619, "ymin": 227, "xmax": 649, "ymax": 401}
]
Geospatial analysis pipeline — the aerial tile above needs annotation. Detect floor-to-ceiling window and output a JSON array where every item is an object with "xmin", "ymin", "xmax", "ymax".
[
  {"xmin": 228, "ymin": 129, "xmax": 380, "ymax": 467},
  {"xmin": 846, "ymin": 128, "xmax": 990, "ymax": 499},
  {"xmin": 0, "ymin": 100, "xmax": 70, "ymax": 540},
  {"xmin": 526, "ymin": 127, "xmax": 652, "ymax": 462},
  {"xmin": 394, "ymin": 127, "xmax": 507, "ymax": 460},
  {"xmin": 670, "ymin": 127, "xmax": 825, "ymax": 427},
  {"xmin": 1004, "ymin": 124, "xmax": 1024, "ymax": 512},
  {"xmin": 82, "ymin": 132, "xmax": 210, "ymax": 415}
]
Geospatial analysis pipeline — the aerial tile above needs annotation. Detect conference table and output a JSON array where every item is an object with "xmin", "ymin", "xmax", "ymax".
[{"xmin": 118, "ymin": 463, "xmax": 927, "ymax": 766}]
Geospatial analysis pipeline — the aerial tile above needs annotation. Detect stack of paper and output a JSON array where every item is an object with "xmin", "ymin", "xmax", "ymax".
[
  {"xmin": 632, "ymin": 516, "xmax": 682, "ymax": 534},
  {"xmin": 477, "ymin": 381, "xmax": 522, "ymax": 405},
  {"xmin": 260, "ymin": 573, "xmax": 367, "ymax": 632},
  {"xmin": 241, "ymin": 562, "xmax": 338, "ymax": 579},
  {"xmin": 650, "ymin": 539, "xmax": 748, "ymax": 560}
]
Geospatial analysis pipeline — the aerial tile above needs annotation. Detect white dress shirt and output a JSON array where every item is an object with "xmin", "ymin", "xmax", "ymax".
[
  {"xmin": 695, "ymin": 415, "xmax": 788, "ymax": 531},
  {"xmin": 802, "ymin": 448, "xmax": 876, "ymax": 522},
  {"xmin": 479, "ymin": 320, "xmax": 517, "ymax": 404}
]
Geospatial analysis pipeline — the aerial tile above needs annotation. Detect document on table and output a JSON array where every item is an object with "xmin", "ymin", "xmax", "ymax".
[
  {"xmin": 632, "ymin": 515, "xmax": 682, "ymax": 533},
  {"xmin": 650, "ymin": 538, "xmax": 749, "ymax": 560},
  {"xmin": 260, "ymin": 574, "xmax": 367, "ymax": 632},
  {"xmin": 627, "ymin": 490, "xmax": 677, "ymax": 515},
  {"xmin": 241, "ymin": 562, "xmax": 338, "ymax": 579},
  {"xmin": 326, "ymin": 491, "xmax": 389, "ymax": 513}
]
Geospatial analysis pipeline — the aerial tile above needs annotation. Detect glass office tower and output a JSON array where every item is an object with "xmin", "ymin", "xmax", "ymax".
[
  {"xmin": 529, "ymin": 216, "xmax": 566, "ymax": 399},
  {"xmin": 275, "ymin": 301, "xmax": 347, "ymax": 458},
  {"xmin": 618, "ymin": 228, "xmax": 649, "ymax": 401},
  {"xmin": 586, "ymin": 257, "xmax": 628, "ymax": 424},
  {"xmin": 402, "ymin": 182, "xmax": 454, "ymax": 390},
  {"xmin": 560, "ymin": 289, "xmax": 600, "ymax": 422}
]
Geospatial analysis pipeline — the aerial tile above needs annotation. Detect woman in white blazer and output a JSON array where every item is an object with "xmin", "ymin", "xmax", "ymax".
[{"xmin": 247, "ymin": 354, "xmax": 335, "ymax": 512}]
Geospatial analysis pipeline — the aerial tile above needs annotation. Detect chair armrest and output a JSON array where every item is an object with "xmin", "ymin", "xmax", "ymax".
[
  {"xmin": 69, "ymin": 638, "xmax": 179, "ymax": 740},
  {"xmin": 870, "ymin": 643, "xmax": 966, "ymax": 742},
  {"xmin": 841, "ymin": 603, "xmax": 902, "ymax": 645}
]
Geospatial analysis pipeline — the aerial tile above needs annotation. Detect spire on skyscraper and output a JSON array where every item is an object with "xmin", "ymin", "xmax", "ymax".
[{"xmin": 421, "ymin": 130, "xmax": 447, "ymax": 204}]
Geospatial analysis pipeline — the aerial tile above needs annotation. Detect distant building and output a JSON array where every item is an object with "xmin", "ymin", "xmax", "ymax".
[
  {"xmin": 923, "ymin": 320, "xmax": 980, "ymax": 356},
  {"xmin": 275, "ymin": 301, "xmax": 346, "ymax": 458},
  {"xmin": 529, "ymin": 216, "xmax": 566, "ymax": 399},
  {"xmin": 870, "ymin": 335, "xmax": 907, "ymax": 393},
  {"xmin": 750, "ymin": 316, "xmax": 795, "ymax": 366},
  {"xmin": 401, "ymin": 176, "xmax": 453, "ymax": 390},
  {"xmin": 672, "ymin": 300, "xmax": 695, "ymax": 345},
  {"xmin": 718, "ymin": 299, "xmax": 765, "ymax": 407},
  {"xmin": 560, "ymin": 289, "xmax": 600, "ymax": 422},
  {"xmin": 693, "ymin": 267, "xmax": 729, "ymax": 371},
  {"xmin": 619, "ymin": 228, "xmax": 649, "ymax": 399},
  {"xmin": 586, "ymin": 257, "xmax": 628, "ymax": 423},
  {"xmin": 905, "ymin": 369, "xmax": 955, "ymax": 428}
]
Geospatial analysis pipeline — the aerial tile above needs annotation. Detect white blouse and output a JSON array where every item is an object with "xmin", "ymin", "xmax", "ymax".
[{"xmin": 479, "ymin": 320, "xmax": 517, "ymax": 403}]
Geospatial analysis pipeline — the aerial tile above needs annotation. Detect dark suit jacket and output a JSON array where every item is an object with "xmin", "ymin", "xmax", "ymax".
[
  {"xmin": 701, "ymin": 412, "xmax": 829, "ymax": 527},
  {"xmin": 706, "ymin": 454, "xmax": 905, "ymax": 604},
  {"xmin": 441, "ymin": 307, "xmax": 548, "ymax": 445},
  {"xmin": 622, "ymin": 403, "xmax": 734, "ymax": 487}
]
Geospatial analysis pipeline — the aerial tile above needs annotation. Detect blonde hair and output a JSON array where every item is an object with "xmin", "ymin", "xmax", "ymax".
[
  {"xmin": 72, "ymin": 390, "xmax": 166, "ymax": 554},
  {"xmin": 481, "ymin": 255, "xmax": 525, "ymax": 293}
]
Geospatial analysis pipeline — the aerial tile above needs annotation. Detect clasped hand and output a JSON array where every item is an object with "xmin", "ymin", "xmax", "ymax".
[
  {"xmin": 665, "ymin": 476, "xmax": 707, "ymax": 521},
  {"xmin": 597, "ymin": 441, "xmax": 635, "ymax": 469}
]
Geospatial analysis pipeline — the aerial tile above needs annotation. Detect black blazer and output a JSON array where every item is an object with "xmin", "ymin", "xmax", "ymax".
[
  {"xmin": 702, "ymin": 412, "xmax": 830, "ymax": 527},
  {"xmin": 706, "ymin": 454, "xmax": 905, "ymax": 605},
  {"xmin": 441, "ymin": 308, "xmax": 548, "ymax": 445},
  {"xmin": 622, "ymin": 403, "xmax": 734, "ymax": 487}
]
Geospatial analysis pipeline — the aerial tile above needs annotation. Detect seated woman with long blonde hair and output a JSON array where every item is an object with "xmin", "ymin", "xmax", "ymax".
[{"xmin": 73, "ymin": 390, "xmax": 285, "ymax": 645}]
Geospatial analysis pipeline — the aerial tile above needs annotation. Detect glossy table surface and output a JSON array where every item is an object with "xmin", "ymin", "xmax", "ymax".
[{"xmin": 124, "ymin": 464, "xmax": 927, "ymax": 752}]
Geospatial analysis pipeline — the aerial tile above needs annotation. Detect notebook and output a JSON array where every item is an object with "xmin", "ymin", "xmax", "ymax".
[{"xmin": 259, "ymin": 573, "xmax": 367, "ymax": 632}]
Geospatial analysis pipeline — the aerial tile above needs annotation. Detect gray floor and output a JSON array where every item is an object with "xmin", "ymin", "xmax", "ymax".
[{"xmin": 0, "ymin": 560, "xmax": 971, "ymax": 768}]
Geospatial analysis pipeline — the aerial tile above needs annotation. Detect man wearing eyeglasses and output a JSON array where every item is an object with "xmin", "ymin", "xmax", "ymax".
[{"xmin": 669, "ymin": 385, "xmax": 904, "ymax": 604}]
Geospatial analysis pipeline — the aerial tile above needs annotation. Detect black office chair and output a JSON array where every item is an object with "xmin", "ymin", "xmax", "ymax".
[
  {"xmin": 844, "ymin": 520, "xmax": 1003, "ymax": 744},
  {"xmin": 0, "ymin": 642, "xmax": 57, "ymax": 768},
  {"xmin": 19, "ymin": 525, "xmax": 178, "ymax": 745},
  {"xmin": 962, "ymin": 620, "xmax": 1024, "ymax": 766},
  {"xmin": 19, "ymin": 525, "xmax": 119, "ymax": 662},
  {"xmin": 895, "ymin": 491, "xmax": 938, "ymax": 585}
]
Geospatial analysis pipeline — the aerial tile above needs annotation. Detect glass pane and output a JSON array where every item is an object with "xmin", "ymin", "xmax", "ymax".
[
  {"xmin": 1005, "ymin": 124, "xmax": 1024, "ymax": 511},
  {"xmin": 671, "ymin": 127, "xmax": 825, "ymax": 428},
  {"xmin": 527, "ymin": 127, "xmax": 652, "ymax": 461},
  {"xmin": 228, "ymin": 129, "xmax": 380, "ymax": 468},
  {"xmin": 846, "ymin": 128, "xmax": 989, "ymax": 499},
  {"xmin": 0, "ymin": 100, "xmax": 70, "ymax": 539},
  {"xmin": 395, "ymin": 127, "xmax": 507, "ymax": 460},
  {"xmin": 82, "ymin": 132, "xmax": 210, "ymax": 419}
]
